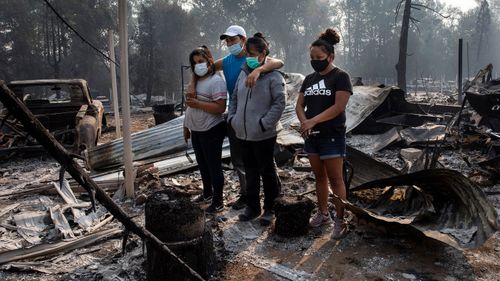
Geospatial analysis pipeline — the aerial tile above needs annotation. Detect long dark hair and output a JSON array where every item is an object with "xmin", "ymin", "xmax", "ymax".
[
  {"xmin": 311, "ymin": 28, "xmax": 340, "ymax": 55},
  {"xmin": 189, "ymin": 45, "xmax": 215, "ymax": 76},
  {"xmin": 245, "ymin": 32, "xmax": 269, "ymax": 56}
]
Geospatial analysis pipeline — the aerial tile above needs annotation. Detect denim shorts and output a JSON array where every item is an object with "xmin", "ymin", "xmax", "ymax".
[{"xmin": 304, "ymin": 135, "xmax": 346, "ymax": 159}]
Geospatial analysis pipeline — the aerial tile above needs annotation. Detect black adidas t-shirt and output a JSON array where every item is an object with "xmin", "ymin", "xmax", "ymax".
[{"xmin": 299, "ymin": 67, "xmax": 353, "ymax": 136}]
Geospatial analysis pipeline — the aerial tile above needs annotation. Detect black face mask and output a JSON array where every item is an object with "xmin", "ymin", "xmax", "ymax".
[{"xmin": 310, "ymin": 59, "xmax": 329, "ymax": 73}]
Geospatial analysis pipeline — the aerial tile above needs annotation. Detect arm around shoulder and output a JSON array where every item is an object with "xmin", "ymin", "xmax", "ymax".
[{"xmin": 260, "ymin": 57, "xmax": 284, "ymax": 72}]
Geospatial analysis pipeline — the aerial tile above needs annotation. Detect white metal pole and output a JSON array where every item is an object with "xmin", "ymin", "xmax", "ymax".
[
  {"xmin": 119, "ymin": 0, "xmax": 134, "ymax": 198},
  {"xmin": 108, "ymin": 30, "xmax": 121, "ymax": 139}
]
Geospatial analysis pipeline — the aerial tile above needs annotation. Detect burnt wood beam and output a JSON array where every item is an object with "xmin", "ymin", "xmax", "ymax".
[{"xmin": 0, "ymin": 81, "xmax": 205, "ymax": 281}]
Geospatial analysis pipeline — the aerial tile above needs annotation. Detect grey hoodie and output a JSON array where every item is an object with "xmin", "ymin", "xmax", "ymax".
[{"xmin": 228, "ymin": 65, "xmax": 286, "ymax": 141}]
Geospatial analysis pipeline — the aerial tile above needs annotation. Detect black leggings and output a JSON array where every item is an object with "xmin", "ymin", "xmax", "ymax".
[
  {"xmin": 239, "ymin": 136, "xmax": 281, "ymax": 212},
  {"xmin": 191, "ymin": 122, "xmax": 226, "ymax": 205}
]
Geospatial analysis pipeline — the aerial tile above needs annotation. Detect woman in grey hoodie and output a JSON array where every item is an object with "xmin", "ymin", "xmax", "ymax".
[{"xmin": 227, "ymin": 33, "xmax": 286, "ymax": 225}]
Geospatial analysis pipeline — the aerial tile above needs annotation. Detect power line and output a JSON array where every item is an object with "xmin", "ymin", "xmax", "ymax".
[{"xmin": 41, "ymin": 0, "xmax": 119, "ymax": 67}]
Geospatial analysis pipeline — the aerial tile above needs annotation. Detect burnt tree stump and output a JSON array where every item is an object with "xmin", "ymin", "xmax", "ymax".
[
  {"xmin": 145, "ymin": 190, "xmax": 215, "ymax": 280},
  {"xmin": 274, "ymin": 195, "xmax": 315, "ymax": 237}
]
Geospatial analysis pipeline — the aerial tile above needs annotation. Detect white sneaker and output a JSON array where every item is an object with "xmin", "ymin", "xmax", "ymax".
[{"xmin": 309, "ymin": 211, "xmax": 332, "ymax": 228}]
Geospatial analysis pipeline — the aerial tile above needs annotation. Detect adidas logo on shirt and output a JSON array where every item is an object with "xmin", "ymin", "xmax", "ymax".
[{"xmin": 304, "ymin": 79, "xmax": 332, "ymax": 96}]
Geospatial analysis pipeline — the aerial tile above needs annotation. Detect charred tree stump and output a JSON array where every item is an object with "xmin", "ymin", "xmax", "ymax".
[
  {"xmin": 145, "ymin": 190, "xmax": 215, "ymax": 280},
  {"xmin": 0, "ymin": 81, "xmax": 205, "ymax": 281},
  {"xmin": 274, "ymin": 195, "xmax": 315, "ymax": 237}
]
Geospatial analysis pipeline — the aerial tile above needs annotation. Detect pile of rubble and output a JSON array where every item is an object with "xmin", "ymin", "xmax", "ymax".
[{"xmin": 0, "ymin": 67, "xmax": 499, "ymax": 280}]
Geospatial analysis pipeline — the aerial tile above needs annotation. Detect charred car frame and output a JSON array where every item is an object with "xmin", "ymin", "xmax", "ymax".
[{"xmin": 0, "ymin": 79, "xmax": 105, "ymax": 157}]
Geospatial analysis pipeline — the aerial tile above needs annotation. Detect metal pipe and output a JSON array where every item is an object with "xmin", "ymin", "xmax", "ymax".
[{"xmin": 181, "ymin": 65, "xmax": 185, "ymax": 116}]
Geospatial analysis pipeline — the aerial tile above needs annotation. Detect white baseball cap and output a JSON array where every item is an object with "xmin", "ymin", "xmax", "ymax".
[{"xmin": 220, "ymin": 25, "xmax": 247, "ymax": 40}]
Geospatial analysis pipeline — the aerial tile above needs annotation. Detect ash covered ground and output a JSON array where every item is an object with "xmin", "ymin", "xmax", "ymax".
[{"xmin": 0, "ymin": 109, "xmax": 499, "ymax": 281}]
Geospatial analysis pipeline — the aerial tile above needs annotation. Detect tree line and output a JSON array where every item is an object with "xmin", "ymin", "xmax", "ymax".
[{"xmin": 1, "ymin": 0, "xmax": 499, "ymax": 104}]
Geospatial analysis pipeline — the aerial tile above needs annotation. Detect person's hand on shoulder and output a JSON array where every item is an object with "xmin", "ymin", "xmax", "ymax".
[{"xmin": 245, "ymin": 68, "xmax": 262, "ymax": 88}]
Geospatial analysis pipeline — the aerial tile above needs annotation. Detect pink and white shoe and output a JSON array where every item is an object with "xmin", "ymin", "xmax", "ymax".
[
  {"xmin": 332, "ymin": 218, "xmax": 347, "ymax": 239},
  {"xmin": 309, "ymin": 211, "xmax": 332, "ymax": 228}
]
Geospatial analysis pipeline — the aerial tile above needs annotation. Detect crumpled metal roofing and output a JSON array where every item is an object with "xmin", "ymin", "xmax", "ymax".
[{"xmin": 347, "ymin": 168, "xmax": 498, "ymax": 249}]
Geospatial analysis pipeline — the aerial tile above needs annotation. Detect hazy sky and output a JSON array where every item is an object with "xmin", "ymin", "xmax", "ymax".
[{"xmin": 440, "ymin": 0, "xmax": 478, "ymax": 11}]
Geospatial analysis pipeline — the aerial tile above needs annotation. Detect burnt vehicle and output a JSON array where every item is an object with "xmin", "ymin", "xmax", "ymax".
[{"xmin": 0, "ymin": 79, "xmax": 105, "ymax": 157}]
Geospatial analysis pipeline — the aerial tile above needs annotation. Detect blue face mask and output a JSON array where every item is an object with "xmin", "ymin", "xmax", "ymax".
[
  {"xmin": 228, "ymin": 43, "xmax": 243, "ymax": 55},
  {"xmin": 246, "ymin": 56, "xmax": 261, "ymax": 69}
]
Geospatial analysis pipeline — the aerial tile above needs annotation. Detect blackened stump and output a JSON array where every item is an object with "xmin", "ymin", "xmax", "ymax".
[
  {"xmin": 274, "ymin": 195, "xmax": 315, "ymax": 237},
  {"xmin": 145, "ymin": 190, "xmax": 215, "ymax": 280},
  {"xmin": 146, "ymin": 190, "xmax": 204, "ymax": 241}
]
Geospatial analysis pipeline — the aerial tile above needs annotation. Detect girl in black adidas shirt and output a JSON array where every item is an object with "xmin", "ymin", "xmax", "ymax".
[{"xmin": 295, "ymin": 28, "xmax": 352, "ymax": 239}]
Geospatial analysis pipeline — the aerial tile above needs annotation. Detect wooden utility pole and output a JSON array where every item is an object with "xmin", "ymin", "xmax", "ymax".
[
  {"xmin": 108, "ymin": 30, "xmax": 121, "ymax": 138},
  {"xmin": 118, "ymin": 0, "xmax": 134, "ymax": 197}
]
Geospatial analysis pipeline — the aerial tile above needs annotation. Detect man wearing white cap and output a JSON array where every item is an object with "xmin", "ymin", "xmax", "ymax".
[{"xmin": 215, "ymin": 25, "xmax": 283, "ymax": 210}]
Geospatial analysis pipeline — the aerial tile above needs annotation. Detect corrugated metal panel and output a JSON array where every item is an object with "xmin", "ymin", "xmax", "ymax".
[
  {"xmin": 87, "ymin": 85, "xmax": 393, "ymax": 171},
  {"xmin": 86, "ymin": 116, "xmax": 186, "ymax": 170}
]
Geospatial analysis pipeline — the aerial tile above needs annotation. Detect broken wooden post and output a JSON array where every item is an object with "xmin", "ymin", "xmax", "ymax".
[
  {"xmin": 0, "ymin": 81, "xmax": 205, "ymax": 281},
  {"xmin": 274, "ymin": 195, "xmax": 315, "ymax": 237},
  {"xmin": 146, "ymin": 190, "xmax": 215, "ymax": 280}
]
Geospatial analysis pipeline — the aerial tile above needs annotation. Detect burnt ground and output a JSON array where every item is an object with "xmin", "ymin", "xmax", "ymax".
[
  {"xmin": 98, "ymin": 112, "xmax": 156, "ymax": 144},
  {"xmin": 0, "ymin": 112, "xmax": 499, "ymax": 281}
]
